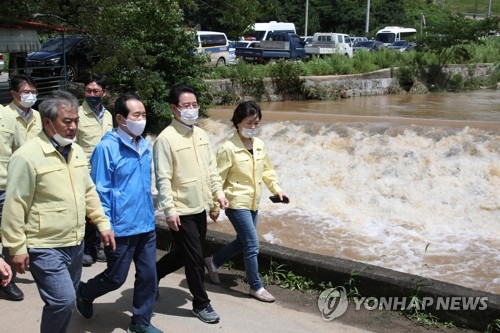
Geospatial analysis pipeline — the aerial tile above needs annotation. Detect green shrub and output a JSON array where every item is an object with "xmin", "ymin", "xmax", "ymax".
[{"xmin": 268, "ymin": 60, "xmax": 305, "ymax": 98}]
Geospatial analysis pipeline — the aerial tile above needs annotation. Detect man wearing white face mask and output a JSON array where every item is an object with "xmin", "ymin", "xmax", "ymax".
[
  {"xmin": 154, "ymin": 84, "xmax": 229, "ymax": 324},
  {"xmin": 0, "ymin": 74, "xmax": 42, "ymax": 301},
  {"xmin": 5, "ymin": 74, "xmax": 42, "ymax": 145},
  {"xmin": 76, "ymin": 93, "xmax": 163, "ymax": 333},
  {"xmin": 1, "ymin": 90, "xmax": 115, "ymax": 333}
]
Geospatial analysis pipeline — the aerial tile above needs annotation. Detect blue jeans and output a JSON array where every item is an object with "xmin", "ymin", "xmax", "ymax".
[
  {"xmin": 213, "ymin": 209, "xmax": 262, "ymax": 291},
  {"xmin": 28, "ymin": 244, "xmax": 84, "ymax": 333},
  {"xmin": 81, "ymin": 231, "xmax": 157, "ymax": 326}
]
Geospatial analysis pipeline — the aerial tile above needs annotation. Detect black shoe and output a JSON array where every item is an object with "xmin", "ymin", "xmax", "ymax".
[
  {"xmin": 76, "ymin": 282, "xmax": 93, "ymax": 319},
  {"xmin": 82, "ymin": 254, "xmax": 93, "ymax": 267},
  {"xmin": 96, "ymin": 248, "xmax": 106, "ymax": 262},
  {"xmin": 0, "ymin": 282, "xmax": 24, "ymax": 301}
]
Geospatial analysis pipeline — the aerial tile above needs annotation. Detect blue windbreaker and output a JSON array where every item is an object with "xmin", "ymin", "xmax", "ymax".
[{"xmin": 89, "ymin": 130, "xmax": 155, "ymax": 237}]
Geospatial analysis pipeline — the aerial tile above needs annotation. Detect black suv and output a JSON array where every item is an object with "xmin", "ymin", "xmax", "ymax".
[{"xmin": 26, "ymin": 36, "xmax": 95, "ymax": 82}]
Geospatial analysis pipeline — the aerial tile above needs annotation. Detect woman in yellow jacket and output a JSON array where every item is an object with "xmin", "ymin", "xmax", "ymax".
[{"xmin": 206, "ymin": 101, "xmax": 289, "ymax": 302}]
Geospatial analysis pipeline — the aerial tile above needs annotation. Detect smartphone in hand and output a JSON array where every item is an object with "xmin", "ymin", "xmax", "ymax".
[{"xmin": 269, "ymin": 195, "xmax": 289, "ymax": 203}]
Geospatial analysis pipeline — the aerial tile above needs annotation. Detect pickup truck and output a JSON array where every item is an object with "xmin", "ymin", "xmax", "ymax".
[
  {"xmin": 305, "ymin": 32, "xmax": 353, "ymax": 58},
  {"xmin": 235, "ymin": 32, "xmax": 306, "ymax": 63}
]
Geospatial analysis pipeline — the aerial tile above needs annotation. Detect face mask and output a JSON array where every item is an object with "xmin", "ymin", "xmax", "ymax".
[
  {"xmin": 50, "ymin": 122, "xmax": 75, "ymax": 147},
  {"xmin": 240, "ymin": 127, "xmax": 258, "ymax": 139},
  {"xmin": 19, "ymin": 93, "xmax": 37, "ymax": 108},
  {"xmin": 125, "ymin": 119, "xmax": 146, "ymax": 137},
  {"xmin": 85, "ymin": 96, "xmax": 102, "ymax": 109},
  {"xmin": 179, "ymin": 108, "xmax": 199, "ymax": 126}
]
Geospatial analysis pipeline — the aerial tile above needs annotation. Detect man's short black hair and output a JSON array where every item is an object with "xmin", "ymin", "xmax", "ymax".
[
  {"xmin": 168, "ymin": 84, "xmax": 198, "ymax": 106},
  {"xmin": 114, "ymin": 92, "xmax": 142, "ymax": 118},
  {"xmin": 9, "ymin": 74, "xmax": 37, "ymax": 91}
]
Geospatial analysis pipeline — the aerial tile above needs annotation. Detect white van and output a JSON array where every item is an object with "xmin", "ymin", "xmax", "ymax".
[
  {"xmin": 194, "ymin": 31, "xmax": 230, "ymax": 66},
  {"xmin": 246, "ymin": 21, "xmax": 296, "ymax": 41},
  {"xmin": 375, "ymin": 26, "xmax": 417, "ymax": 46},
  {"xmin": 305, "ymin": 32, "xmax": 353, "ymax": 58}
]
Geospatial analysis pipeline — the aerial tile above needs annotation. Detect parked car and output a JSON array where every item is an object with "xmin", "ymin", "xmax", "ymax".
[
  {"xmin": 350, "ymin": 36, "xmax": 368, "ymax": 44},
  {"xmin": 386, "ymin": 40, "xmax": 417, "ymax": 52},
  {"xmin": 353, "ymin": 40, "xmax": 385, "ymax": 53},
  {"xmin": 26, "ymin": 35, "xmax": 96, "ymax": 81},
  {"xmin": 0, "ymin": 53, "xmax": 4, "ymax": 73}
]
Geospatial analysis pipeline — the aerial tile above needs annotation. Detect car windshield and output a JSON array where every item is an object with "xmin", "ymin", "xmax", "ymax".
[
  {"xmin": 375, "ymin": 33, "xmax": 395, "ymax": 43},
  {"xmin": 40, "ymin": 37, "xmax": 81, "ymax": 52}
]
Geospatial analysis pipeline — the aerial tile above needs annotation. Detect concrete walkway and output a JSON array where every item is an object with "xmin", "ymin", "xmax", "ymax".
[{"xmin": 0, "ymin": 260, "xmax": 374, "ymax": 333}]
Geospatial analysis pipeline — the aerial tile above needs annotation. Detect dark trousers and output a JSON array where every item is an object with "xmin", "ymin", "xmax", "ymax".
[
  {"xmin": 156, "ymin": 211, "xmax": 210, "ymax": 310},
  {"xmin": 82, "ymin": 231, "xmax": 158, "ymax": 325},
  {"xmin": 84, "ymin": 218, "xmax": 100, "ymax": 260}
]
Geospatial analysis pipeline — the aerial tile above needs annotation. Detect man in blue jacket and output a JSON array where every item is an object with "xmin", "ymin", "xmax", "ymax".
[{"xmin": 76, "ymin": 93, "xmax": 162, "ymax": 333}]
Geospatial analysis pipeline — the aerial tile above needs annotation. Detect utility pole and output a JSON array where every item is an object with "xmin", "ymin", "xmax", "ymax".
[
  {"xmin": 365, "ymin": 0, "xmax": 371, "ymax": 38},
  {"xmin": 305, "ymin": 0, "xmax": 309, "ymax": 37},
  {"xmin": 487, "ymin": 0, "xmax": 492, "ymax": 17}
]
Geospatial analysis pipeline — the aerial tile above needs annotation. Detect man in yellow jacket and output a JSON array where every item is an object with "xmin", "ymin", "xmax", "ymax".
[
  {"xmin": 76, "ymin": 74, "xmax": 114, "ymax": 267},
  {"xmin": 154, "ymin": 84, "xmax": 228, "ymax": 324},
  {"xmin": 0, "ymin": 90, "xmax": 115, "ymax": 333},
  {"xmin": 0, "ymin": 104, "xmax": 23, "ymax": 301},
  {"xmin": 4, "ymin": 74, "xmax": 42, "ymax": 145}
]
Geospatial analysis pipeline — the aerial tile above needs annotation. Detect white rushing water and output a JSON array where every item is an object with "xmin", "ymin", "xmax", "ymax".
[{"xmin": 201, "ymin": 118, "xmax": 500, "ymax": 294}]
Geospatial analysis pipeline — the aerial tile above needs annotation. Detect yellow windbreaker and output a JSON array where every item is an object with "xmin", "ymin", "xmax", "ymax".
[
  {"xmin": 76, "ymin": 101, "xmax": 114, "ymax": 161},
  {"xmin": 214, "ymin": 132, "xmax": 282, "ymax": 211},
  {"xmin": 153, "ymin": 119, "xmax": 224, "ymax": 217},
  {"xmin": 0, "ymin": 132, "xmax": 111, "ymax": 255}
]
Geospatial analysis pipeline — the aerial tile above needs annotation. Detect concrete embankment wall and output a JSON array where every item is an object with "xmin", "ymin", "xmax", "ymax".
[
  {"xmin": 205, "ymin": 63, "xmax": 496, "ymax": 102},
  {"xmin": 156, "ymin": 221, "xmax": 499, "ymax": 332}
]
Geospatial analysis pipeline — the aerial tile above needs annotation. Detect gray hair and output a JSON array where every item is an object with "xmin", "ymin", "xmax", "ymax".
[{"xmin": 39, "ymin": 90, "xmax": 79, "ymax": 121}]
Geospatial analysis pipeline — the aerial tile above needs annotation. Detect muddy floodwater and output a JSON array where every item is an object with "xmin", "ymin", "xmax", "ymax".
[{"xmin": 201, "ymin": 90, "xmax": 500, "ymax": 295}]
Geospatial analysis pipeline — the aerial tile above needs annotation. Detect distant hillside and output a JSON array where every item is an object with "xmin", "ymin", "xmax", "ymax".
[{"xmin": 446, "ymin": 0, "xmax": 498, "ymax": 18}]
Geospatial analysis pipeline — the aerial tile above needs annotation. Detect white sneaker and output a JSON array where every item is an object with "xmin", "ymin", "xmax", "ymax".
[
  {"xmin": 204, "ymin": 257, "xmax": 220, "ymax": 284},
  {"xmin": 249, "ymin": 288, "xmax": 275, "ymax": 302}
]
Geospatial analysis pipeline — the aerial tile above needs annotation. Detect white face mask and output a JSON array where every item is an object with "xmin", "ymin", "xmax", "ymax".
[
  {"xmin": 179, "ymin": 108, "xmax": 199, "ymax": 126},
  {"xmin": 50, "ymin": 122, "xmax": 75, "ymax": 147},
  {"xmin": 125, "ymin": 119, "xmax": 146, "ymax": 137},
  {"xmin": 240, "ymin": 127, "xmax": 258, "ymax": 139},
  {"xmin": 19, "ymin": 93, "xmax": 37, "ymax": 108}
]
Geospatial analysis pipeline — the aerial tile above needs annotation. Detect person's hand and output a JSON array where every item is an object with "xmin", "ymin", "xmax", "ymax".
[
  {"xmin": 209, "ymin": 211, "xmax": 220, "ymax": 222},
  {"xmin": 0, "ymin": 258, "xmax": 12, "ymax": 287},
  {"xmin": 100, "ymin": 230, "xmax": 116, "ymax": 251},
  {"xmin": 166, "ymin": 214, "xmax": 181, "ymax": 232},
  {"xmin": 11, "ymin": 253, "xmax": 29, "ymax": 274},
  {"xmin": 278, "ymin": 191, "xmax": 290, "ymax": 204},
  {"xmin": 218, "ymin": 197, "xmax": 229, "ymax": 210}
]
